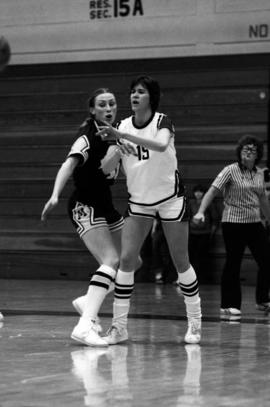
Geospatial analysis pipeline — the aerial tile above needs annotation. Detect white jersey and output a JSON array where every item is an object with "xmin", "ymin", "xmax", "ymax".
[{"xmin": 118, "ymin": 112, "xmax": 184, "ymax": 206}]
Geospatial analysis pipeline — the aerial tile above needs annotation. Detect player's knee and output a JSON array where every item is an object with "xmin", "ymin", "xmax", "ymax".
[
  {"xmin": 104, "ymin": 252, "xmax": 119, "ymax": 270},
  {"xmin": 120, "ymin": 252, "xmax": 137, "ymax": 271}
]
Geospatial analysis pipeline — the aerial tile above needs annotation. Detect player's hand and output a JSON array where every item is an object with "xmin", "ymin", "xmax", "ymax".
[
  {"xmin": 118, "ymin": 142, "xmax": 137, "ymax": 156},
  {"xmin": 193, "ymin": 213, "xmax": 205, "ymax": 224},
  {"xmin": 41, "ymin": 197, "xmax": 58, "ymax": 221},
  {"xmin": 96, "ymin": 124, "xmax": 121, "ymax": 141}
]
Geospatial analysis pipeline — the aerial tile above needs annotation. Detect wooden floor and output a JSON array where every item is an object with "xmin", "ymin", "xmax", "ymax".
[{"xmin": 0, "ymin": 279, "xmax": 270, "ymax": 407}]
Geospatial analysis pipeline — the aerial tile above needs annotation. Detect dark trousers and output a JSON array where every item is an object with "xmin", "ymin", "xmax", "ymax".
[
  {"xmin": 189, "ymin": 233, "xmax": 211, "ymax": 281},
  {"xmin": 221, "ymin": 222, "xmax": 270, "ymax": 309}
]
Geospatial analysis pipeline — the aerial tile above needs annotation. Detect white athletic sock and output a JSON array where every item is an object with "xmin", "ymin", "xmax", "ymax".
[
  {"xmin": 82, "ymin": 264, "xmax": 116, "ymax": 321},
  {"xmin": 178, "ymin": 266, "xmax": 202, "ymax": 319},
  {"xmin": 112, "ymin": 269, "xmax": 134, "ymax": 328}
]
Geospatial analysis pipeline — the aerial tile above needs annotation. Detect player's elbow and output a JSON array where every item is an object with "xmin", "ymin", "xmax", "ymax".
[{"xmin": 156, "ymin": 142, "xmax": 168, "ymax": 152}]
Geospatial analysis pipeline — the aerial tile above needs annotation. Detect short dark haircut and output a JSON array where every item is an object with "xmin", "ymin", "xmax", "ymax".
[
  {"xmin": 130, "ymin": 75, "xmax": 160, "ymax": 113},
  {"xmin": 236, "ymin": 134, "xmax": 264, "ymax": 166}
]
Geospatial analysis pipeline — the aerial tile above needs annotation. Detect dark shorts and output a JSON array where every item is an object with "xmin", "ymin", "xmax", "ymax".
[{"xmin": 68, "ymin": 197, "xmax": 124, "ymax": 238}]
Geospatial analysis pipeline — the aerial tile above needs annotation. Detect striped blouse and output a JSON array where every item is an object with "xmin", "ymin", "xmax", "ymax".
[{"xmin": 212, "ymin": 162, "xmax": 266, "ymax": 223}]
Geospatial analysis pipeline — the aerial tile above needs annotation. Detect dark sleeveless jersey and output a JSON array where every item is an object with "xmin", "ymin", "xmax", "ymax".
[{"xmin": 67, "ymin": 118, "xmax": 117, "ymax": 207}]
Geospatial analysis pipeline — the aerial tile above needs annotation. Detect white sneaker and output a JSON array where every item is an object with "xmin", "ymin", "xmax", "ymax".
[
  {"xmin": 103, "ymin": 325, "xmax": 128, "ymax": 345},
  {"xmin": 72, "ymin": 296, "xmax": 103, "ymax": 333},
  {"xmin": 71, "ymin": 319, "xmax": 108, "ymax": 347},
  {"xmin": 0, "ymin": 312, "xmax": 4, "ymax": 321},
  {"xmin": 184, "ymin": 318, "xmax": 201, "ymax": 344},
  {"xmin": 220, "ymin": 308, "xmax": 241, "ymax": 316},
  {"xmin": 256, "ymin": 303, "xmax": 270, "ymax": 312}
]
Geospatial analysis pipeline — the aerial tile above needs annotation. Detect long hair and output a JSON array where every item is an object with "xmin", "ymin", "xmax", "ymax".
[
  {"xmin": 78, "ymin": 87, "xmax": 113, "ymax": 135},
  {"xmin": 236, "ymin": 134, "xmax": 264, "ymax": 166},
  {"xmin": 87, "ymin": 88, "xmax": 111, "ymax": 114},
  {"xmin": 130, "ymin": 75, "xmax": 160, "ymax": 113}
]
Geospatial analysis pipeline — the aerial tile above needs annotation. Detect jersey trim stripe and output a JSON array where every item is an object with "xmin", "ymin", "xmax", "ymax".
[
  {"xmin": 160, "ymin": 196, "xmax": 187, "ymax": 222},
  {"xmin": 128, "ymin": 206, "xmax": 156, "ymax": 218},
  {"xmin": 128, "ymin": 170, "xmax": 183, "ymax": 207}
]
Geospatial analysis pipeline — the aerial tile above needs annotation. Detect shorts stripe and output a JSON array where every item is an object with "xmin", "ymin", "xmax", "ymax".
[
  {"xmin": 109, "ymin": 217, "xmax": 124, "ymax": 232},
  {"xmin": 128, "ymin": 196, "xmax": 188, "ymax": 222},
  {"xmin": 72, "ymin": 202, "xmax": 107, "ymax": 237},
  {"xmin": 160, "ymin": 196, "xmax": 187, "ymax": 222},
  {"xmin": 128, "ymin": 205, "xmax": 156, "ymax": 219},
  {"xmin": 128, "ymin": 170, "xmax": 184, "ymax": 207}
]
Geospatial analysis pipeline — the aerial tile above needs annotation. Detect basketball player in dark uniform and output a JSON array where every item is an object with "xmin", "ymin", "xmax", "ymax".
[{"xmin": 42, "ymin": 88, "xmax": 131, "ymax": 347}]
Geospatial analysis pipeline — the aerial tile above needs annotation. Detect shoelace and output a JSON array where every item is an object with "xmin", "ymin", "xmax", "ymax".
[
  {"xmin": 106, "ymin": 326, "xmax": 117, "ymax": 335},
  {"xmin": 90, "ymin": 319, "xmax": 101, "ymax": 333},
  {"xmin": 189, "ymin": 320, "xmax": 201, "ymax": 333}
]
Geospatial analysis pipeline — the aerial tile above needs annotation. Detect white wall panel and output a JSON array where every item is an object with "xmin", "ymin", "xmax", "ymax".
[
  {"xmin": 0, "ymin": 0, "xmax": 269, "ymax": 65},
  {"xmin": 216, "ymin": 0, "xmax": 270, "ymax": 13}
]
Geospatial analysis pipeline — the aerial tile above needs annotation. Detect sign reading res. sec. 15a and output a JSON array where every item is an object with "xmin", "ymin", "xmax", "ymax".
[{"xmin": 89, "ymin": 0, "xmax": 143, "ymax": 19}]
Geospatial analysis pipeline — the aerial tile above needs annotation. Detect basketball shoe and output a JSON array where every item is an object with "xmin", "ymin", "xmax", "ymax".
[
  {"xmin": 72, "ymin": 296, "xmax": 102, "ymax": 333},
  {"xmin": 220, "ymin": 308, "xmax": 241, "ymax": 316},
  {"xmin": 184, "ymin": 318, "xmax": 201, "ymax": 344},
  {"xmin": 256, "ymin": 302, "xmax": 270, "ymax": 312},
  {"xmin": 103, "ymin": 325, "xmax": 128, "ymax": 345},
  {"xmin": 71, "ymin": 318, "xmax": 108, "ymax": 347}
]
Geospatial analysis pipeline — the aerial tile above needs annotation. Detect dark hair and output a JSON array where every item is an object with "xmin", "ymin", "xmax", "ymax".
[
  {"xmin": 236, "ymin": 134, "xmax": 264, "ymax": 166},
  {"xmin": 193, "ymin": 184, "xmax": 207, "ymax": 194},
  {"xmin": 78, "ymin": 88, "xmax": 115, "ymax": 134},
  {"xmin": 130, "ymin": 75, "xmax": 160, "ymax": 113}
]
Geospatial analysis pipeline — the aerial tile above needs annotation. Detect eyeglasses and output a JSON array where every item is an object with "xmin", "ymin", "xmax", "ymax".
[{"xmin": 242, "ymin": 146, "xmax": 257, "ymax": 155}]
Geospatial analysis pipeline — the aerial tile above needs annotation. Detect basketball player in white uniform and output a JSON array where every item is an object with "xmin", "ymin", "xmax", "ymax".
[{"xmin": 98, "ymin": 75, "xmax": 202, "ymax": 344}]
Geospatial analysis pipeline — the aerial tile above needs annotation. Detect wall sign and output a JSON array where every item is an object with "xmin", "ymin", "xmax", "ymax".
[
  {"xmin": 89, "ymin": 0, "xmax": 144, "ymax": 19},
  {"xmin": 249, "ymin": 24, "xmax": 269, "ymax": 39}
]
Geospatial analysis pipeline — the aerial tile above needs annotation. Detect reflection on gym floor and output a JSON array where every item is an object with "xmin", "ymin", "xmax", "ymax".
[{"xmin": 0, "ymin": 280, "xmax": 269, "ymax": 406}]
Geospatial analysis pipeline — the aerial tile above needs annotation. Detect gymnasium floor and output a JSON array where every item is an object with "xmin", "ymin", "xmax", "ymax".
[{"xmin": 0, "ymin": 279, "xmax": 269, "ymax": 407}]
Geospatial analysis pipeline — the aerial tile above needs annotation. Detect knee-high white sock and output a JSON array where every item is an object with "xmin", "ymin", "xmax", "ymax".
[
  {"xmin": 82, "ymin": 264, "xmax": 116, "ymax": 321},
  {"xmin": 112, "ymin": 269, "xmax": 134, "ymax": 328},
  {"xmin": 178, "ymin": 266, "xmax": 202, "ymax": 319}
]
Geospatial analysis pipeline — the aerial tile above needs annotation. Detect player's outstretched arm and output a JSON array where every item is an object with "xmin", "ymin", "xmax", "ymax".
[
  {"xmin": 97, "ymin": 125, "xmax": 171, "ymax": 152},
  {"xmin": 100, "ymin": 144, "xmax": 137, "ymax": 175},
  {"xmin": 41, "ymin": 157, "xmax": 78, "ymax": 221}
]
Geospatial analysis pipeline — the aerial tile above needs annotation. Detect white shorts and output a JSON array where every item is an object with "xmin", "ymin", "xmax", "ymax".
[{"xmin": 128, "ymin": 196, "xmax": 188, "ymax": 222}]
